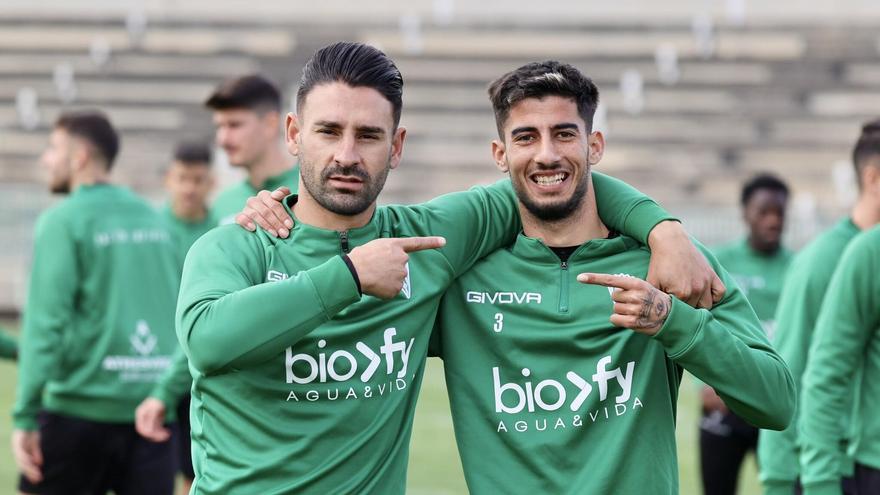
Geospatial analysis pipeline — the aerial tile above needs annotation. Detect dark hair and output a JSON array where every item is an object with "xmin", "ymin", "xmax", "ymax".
[
  {"xmin": 296, "ymin": 42, "xmax": 403, "ymax": 127},
  {"xmin": 55, "ymin": 110, "xmax": 119, "ymax": 169},
  {"xmin": 741, "ymin": 173, "xmax": 789, "ymax": 206},
  {"xmin": 853, "ymin": 119, "xmax": 880, "ymax": 189},
  {"xmin": 173, "ymin": 140, "xmax": 212, "ymax": 166},
  {"xmin": 205, "ymin": 74, "xmax": 281, "ymax": 113},
  {"xmin": 488, "ymin": 60, "xmax": 599, "ymax": 138}
]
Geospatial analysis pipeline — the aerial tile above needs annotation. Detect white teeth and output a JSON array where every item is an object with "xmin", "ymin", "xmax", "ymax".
[{"xmin": 534, "ymin": 173, "xmax": 566, "ymax": 186}]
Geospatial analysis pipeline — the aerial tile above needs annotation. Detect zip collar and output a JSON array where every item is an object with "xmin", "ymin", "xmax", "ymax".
[
  {"xmin": 280, "ymin": 194, "xmax": 384, "ymax": 253},
  {"xmin": 509, "ymin": 231, "xmax": 636, "ymax": 265}
]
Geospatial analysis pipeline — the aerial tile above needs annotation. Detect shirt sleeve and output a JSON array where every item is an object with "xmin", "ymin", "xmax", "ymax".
[
  {"xmin": 389, "ymin": 173, "xmax": 674, "ymax": 278},
  {"xmin": 13, "ymin": 211, "xmax": 80, "ymax": 430},
  {"xmin": 149, "ymin": 348, "xmax": 191, "ymax": 410},
  {"xmin": 799, "ymin": 233, "xmax": 880, "ymax": 495},
  {"xmin": 651, "ymin": 244, "xmax": 796, "ymax": 430},
  {"xmin": 176, "ymin": 226, "xmax": 362, "ymax": 376}
]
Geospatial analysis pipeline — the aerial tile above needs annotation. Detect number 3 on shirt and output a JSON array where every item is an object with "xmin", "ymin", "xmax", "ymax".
[{"xmin": 493, "ymin": 313, "xmax": 504, "ymax": 333}]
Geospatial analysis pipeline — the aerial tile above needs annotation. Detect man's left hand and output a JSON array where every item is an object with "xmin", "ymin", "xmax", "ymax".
[
  {"xmin": 578, "ymin": 273, "xmax": 672, "ymax": 336},
  {"xmin": 646, "ymin": 221, "xmax": 725, "ymax": 309}
]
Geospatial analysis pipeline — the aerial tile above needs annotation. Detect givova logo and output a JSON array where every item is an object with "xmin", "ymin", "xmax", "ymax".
[
  {"xmin": 492, "ymin": 355, "xmax": 643, "ymax": 433},
  {"xmin": 284, "ymin": 328, "xmax": 416, "ymax": 404}
]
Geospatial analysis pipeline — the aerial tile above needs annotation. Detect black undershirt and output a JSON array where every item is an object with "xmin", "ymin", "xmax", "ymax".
[{"xmin": 548, "ymin": 230, "xmax": 619, "ymax": 262}]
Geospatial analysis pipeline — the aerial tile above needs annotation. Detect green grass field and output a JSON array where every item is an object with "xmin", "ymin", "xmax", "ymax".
[{"xmin": 0, "ymin": 324, "xmax": 760, "ymax": 494}]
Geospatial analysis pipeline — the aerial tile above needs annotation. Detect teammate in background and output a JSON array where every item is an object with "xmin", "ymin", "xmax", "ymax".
[
  {"xmin": 206, "ymin": 74, "xmax": 299, "ymax": 227},
  {"xmin": 135, "ymin": 140, "xmax": 216, "ymax": 495},
  {"xmin": 700, "ymin": 173, "xmax": 793, "ymax": 495},
  {"xmin": 426, "ymin": 61, "xmax": 793, "ymax": 494},
  {"xmin": 759, "ymin": 120, "xmax": 880, "ymax": 495},
  {"xmin": 184, "ymin": 41, "xmax": 721, "ymax": 494},
  {"xmin": 11, "ymin": 111, "xmax": 180, "ymax": 495},
  {"xmin": 799, "ymin": 225, "xmax": 880, "ymax": 495},
  {"xmin": 0, "ymin": 328, "xmax": 17, "ymax": 360},
  {"xmin": 161, "ymin": 141, "xmax": 217, "ymax": 265}
]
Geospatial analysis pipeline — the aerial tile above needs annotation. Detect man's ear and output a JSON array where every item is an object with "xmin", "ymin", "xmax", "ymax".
[
  {"xmin": 389, "ymin": 126, "xmax": 407, "ymax": 171},
  {"xmin": 70, "ymin": 139, "xmax": 92, "ymax": 172},
  {"xmin": 491, "ymin": 139, "xmax": 509, "ymax": 173},
  {"xmin": 285, "ymin": 113, "xmax": 300, "ymax": 156},
  {"xmin": 587, "ymin": 130, "xmax": 605, "ymax": 166}
]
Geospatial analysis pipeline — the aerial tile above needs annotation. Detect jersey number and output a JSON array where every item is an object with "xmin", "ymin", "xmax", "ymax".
[{"xmin": 493, "ymin": 313, "xmax": 504, "ymax": 333}]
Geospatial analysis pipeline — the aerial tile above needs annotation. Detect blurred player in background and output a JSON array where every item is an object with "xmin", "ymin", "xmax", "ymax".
[
  {"xmin": 11, "ymin": 111, "xmax": 181, "ymax": 495},
  {"xmin": 206, "ymin": 74, "xmax": 299, "ymax": 227},
  {"xmin": 700, "ymin": 173, "xmax": 792, "ymax": 495},
  {"xmin": 759, "ymin": 120, "xmax": 880, "ymax": 495},
  {"xmin": 799, "ymin": 224, "xmax": 880, "ymax": 495},
  {"xmin": 135, "ymin": 140, "xmax": 216, "ymax": 495}
]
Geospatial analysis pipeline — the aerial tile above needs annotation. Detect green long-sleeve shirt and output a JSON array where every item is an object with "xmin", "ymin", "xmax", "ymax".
[
  {"xmin": 432, "ymin": 234, "xmax": 794, "ymax": 494},
  {"xmin": 799, "ymin": 225, "xmax": 880, "ymax": 495},
  {"xmin": 148, "ymin": 205, "xmax": 220, "ymax": 409},
  {"xmin": 212, "ymin": 166, "xmax": 299, "ymax": 225},
  {"xmin": 177, "ymin": 174, "xmax": 671, "ymax": 495},
  {"xmin": 714, "ymin": 238, "xmax": 793, "ymax": 338},
  {"xmin": 0, "ymin": 329, "xmax": 17, "ymax": 360},
  {"xmin": 13, "ymin": 184, "xmax": 181, "ymax": 430},
  {"xmin": 758, "ymin": 218, "xmax": 861, "ymax": 493}
]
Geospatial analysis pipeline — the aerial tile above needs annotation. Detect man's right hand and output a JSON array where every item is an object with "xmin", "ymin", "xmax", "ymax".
[
  {"xmin": 135, "ymin": 397, "xmax": 171, "ymax": 443},
  {"xmin": 12, "ymin": 429, "xmax": 43, "ymax": 484},
  {"xmin": 236, "ymin": 187, "xmax": 292, "ymax": 238},
  {"xmin": 348, "ymin": 237, "xmax": 446, "ymax": 299}
]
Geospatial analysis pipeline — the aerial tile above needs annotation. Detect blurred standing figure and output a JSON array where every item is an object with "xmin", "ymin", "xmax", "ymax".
[
  {"xmin": 162, "ymin": 141, "xmax": 217, "ymax": 264},
  {"xmin": 11, "ymin": 111, "xmax": 181, "ymax": 495},
  {"xmin": 135, "ymin": 141, "xmax": 216, "ymax": 495},
  {"xmin": 206, "ymin": 74, "xmax": 299, "ymax": 226},
  {"xmin": 759, "ymin": 120, "xmax": 880, "ymax": 495},
  {"xmin": 701, "ymin": 173, "xmax": 793, "ymax": 495}
]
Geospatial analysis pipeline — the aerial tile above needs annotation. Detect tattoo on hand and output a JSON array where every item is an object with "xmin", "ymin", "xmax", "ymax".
[{"xmin": 637, "ymin": 288, "xmax": 671, "ymax": 330}]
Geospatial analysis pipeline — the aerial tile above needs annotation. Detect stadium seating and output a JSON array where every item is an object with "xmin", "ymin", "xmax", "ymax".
[{"xmin": 0, "ymin": 2, "xmax": 878, "ymax": 311}]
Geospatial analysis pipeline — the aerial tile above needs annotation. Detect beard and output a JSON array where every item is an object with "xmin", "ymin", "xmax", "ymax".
[
  {"xmin": 299, "ymin": 154, "xmax": 391, "ymax": 216},
  {"xmin": 511, "ymin": 164, "xmax": 590, "ymax": 222}
]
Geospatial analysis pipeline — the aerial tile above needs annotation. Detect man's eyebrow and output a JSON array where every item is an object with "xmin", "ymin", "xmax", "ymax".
[
  {"xmin": 552, "ymin": 123, "xmax": 580, "ymax": 131},
  {"xmin": 356, "ymin": 125, "xmax": 385, "ymax": 135},
  {"xmin": 313, "ymin": 120, "xmax": 342, "ymax": 129},
  {"xmin": 510, "ymin": 126, "xmax": 537, "ymax": 136}
]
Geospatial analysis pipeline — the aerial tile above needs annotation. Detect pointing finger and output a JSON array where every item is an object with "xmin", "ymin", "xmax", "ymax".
[
  {"xmin": 398, "ymin": 236, "xmax": 447, "ymax": 253},
  {"xmin": 577, "ymin": 273, "xmax": 641, "ymax": 290}
]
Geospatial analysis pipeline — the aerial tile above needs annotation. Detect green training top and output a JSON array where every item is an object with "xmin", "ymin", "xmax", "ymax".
[
  {"xmin": 161, "ymin": 204, "xmax": 218, "ymax": 267},
  {"xmin": 758, "ymin": 218, "xmax": 861, "ymax": 493},
  {"xmin": 432, "ymin": 234, "xmax": 795, "ymax": 495},
  {"xmin": 177, "ymin": 174, "xmax": 672, "ymax": 495},
  {"xmin": 13, "ymin": 184, "xmax": 181, "ymax": 430},
  {"xmin": 148, "ymin": 205, "xmax": 220, "ymax": 409},
  {"xmin": 0, "ymin": 328, "xmax": 17, "ymax": 360},
  {"xmin": 714, "ymin": 238, "xmax": 793, "ymax": 339},
  {"xmin": 800, "ymin": 226, "xmax": 880, "ymax": 495},
  {"xmin": 212, "ymin": 166, "xmax": 299, "ymax": 225}
]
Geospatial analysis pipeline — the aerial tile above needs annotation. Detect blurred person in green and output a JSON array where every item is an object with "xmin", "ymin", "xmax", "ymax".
[
  {"xmin": 206, "ymin": 74, "xmax": 299, "ymax": 228},
  {"xmin": 135, "ymin": 140, "xmax": 217, "ymax": 495},
  {"xmin": 759, "ymin": 120, "xmax": 880, "ymax": 495},
  {"xmin": 799, "ymin": 225, "xmax": 880, "ymax": 495},
  {"xmin": 11, "ymin": 111, "xmax": 181, "ymax": 495},
  {"xmin": 700, "ymin": 173, "xmax": 793, "ymax": 495},
  {"xmin": 161, "ymin": 141, "xmax": 217, "ymax": 265}
]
